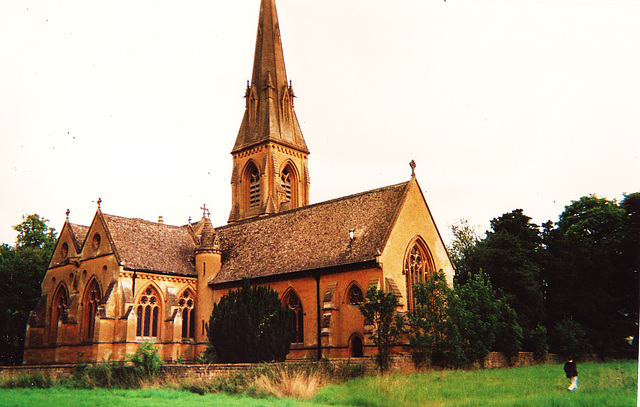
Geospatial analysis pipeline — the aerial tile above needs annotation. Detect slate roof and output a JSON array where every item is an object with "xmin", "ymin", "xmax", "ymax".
[
  {"xmin": 68, "ymin": 223, "xmax": 89, "ymax": 253},
  {"xmin": 210, "ymin": 181, "xmax": 410, "ymax": 285},
  {"xmin": 101, "ymin": 214, "xmax": 197, "ymax": 276}
]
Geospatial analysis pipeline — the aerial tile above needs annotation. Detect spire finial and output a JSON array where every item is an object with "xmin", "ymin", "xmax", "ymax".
[
  {"xmin": 97, "ymin": 197, "xmax": 102, "ymax": 209},
  {"xmin": 409, "ymin": 160, "xmax": 417, "ymax": 177},
  {"xmin": 65, "ymin": 209, "xmax": 70, "ymax": 220}
]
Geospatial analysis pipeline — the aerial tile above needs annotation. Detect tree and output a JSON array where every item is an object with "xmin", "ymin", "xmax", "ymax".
[
  {"xmin": 549, "ymin": 318, "xmax": 592, "ymax": 359},
  {"xmin": 408, "ymin": 270, "xmax": 465, "ymax": 368},
  {"xmin": 206, "ymin": 279, "xmax": 295, "ymax": 363},
  {"xmin": 471, "ymin": 209, "xmax": 546, "ymax": 350},
  {"xmin": 448, "ymin": 219, "xmax": 480, "ymax": 285},
  {"xmin": 455, "ymin": 272, "xmax": 500, "ymax": 366},
  {"xmin": 359, "ymin": 286, "xmax": 404, "ymax": 372},
  {"xmin": 0, "ymin": 214, "xmax": 56, "ymax": 365},
  {"xmin": 543, "ymin": 195, "xmax": 635, "ymax": 356},
  {"xmin": 493, "ymin": 298, "xmax": 523, "ymax": 366}
]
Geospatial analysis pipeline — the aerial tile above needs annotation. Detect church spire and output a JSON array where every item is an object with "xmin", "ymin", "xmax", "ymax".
[
  {"xmin": 229, "ymin": 0, "xmax": 310, "ymax": 223},
  {"xmin": 232, "ymin": 0, "xmax": 308, "ymax": 154}
]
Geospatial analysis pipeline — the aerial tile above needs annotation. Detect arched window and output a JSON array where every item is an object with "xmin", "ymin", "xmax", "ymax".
[
  {"xmin": 347, "ymin": 283, "xmax": 364, "ymax": 305},
  {"xmin": 136, "ymin": 286, "xmax": 161, "ymax": 338},
  {"xmin": 50, "ymin": 284, "xmax": 68, "ymax": 343},
  {"xmin": 178, "ymin": 289, "xmax": 195, "ymax": 339},
  {"xmin": 404, "ymin": 239, "xmax": 434, "ymax": 310},
  {"xmin": 280, "ymin": 163, "xmax": 298, "ymax": 206},
  {"xmin": 83, "ymin": 279, "xmax": 101, "ymax": 340},
  {"xmin": 283, "ymin": 290, "xmax": 304, "ymax": 344},
  {"xmin": 244, "ymin": 162, "xmax": 261, "ymax": 209}
]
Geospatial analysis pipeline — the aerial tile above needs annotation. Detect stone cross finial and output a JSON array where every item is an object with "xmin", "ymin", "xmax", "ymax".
[
  {"xmin": 201, "ymin": 204, "xmax": 210, "ymax": 219},
  {"xmin": 65, "ymin": 209, "xmax": 70, "ymax": 220},
  {"xmin": 409, "ymin": 160, "xmax": 417, "ymax": 177},
  {"xmin": 97, "ymin": 197, "xmax": 102, "ymax": 209}
]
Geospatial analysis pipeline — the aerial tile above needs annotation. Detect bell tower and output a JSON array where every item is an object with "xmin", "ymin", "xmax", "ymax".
[{"xmin": 228, "ymin": 0, "xmax": 310, "ymax": 223}]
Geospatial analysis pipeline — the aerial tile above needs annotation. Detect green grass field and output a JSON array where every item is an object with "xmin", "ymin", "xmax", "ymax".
[{"xmin": 0, "ymin": 361, "xmax": 636, "ymax": 407}]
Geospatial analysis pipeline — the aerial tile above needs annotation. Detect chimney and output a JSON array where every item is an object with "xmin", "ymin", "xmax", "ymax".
[{"xmin": 158, "ymin": 216, "xmax": 164, "ymax": 224}]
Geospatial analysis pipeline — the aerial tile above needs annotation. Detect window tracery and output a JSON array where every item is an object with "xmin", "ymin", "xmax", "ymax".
[
  {"xmin": 283, "ymin": 290, "xmax": 304, "ymax": 343},
  {"xmin": 83, "ymin": 279, "xmax": 101, "ymax": 340},
  {"xmin": 50, "ymin": 285, "xmax": 68, "ymax": 343},
  {"xmin": 178, "ymin": 290, "xmax": 195, "ymax": 339},
  {"xmin": 347, "ymin": 284, "xmax": 364, "ymax": 305},
  {"xmin": 404, "ymin": 240, "xmax": 434, "ymax": 310},
  {"xmin": 136, "ymin": 286, "xmax": 160, "ymax": 338}
]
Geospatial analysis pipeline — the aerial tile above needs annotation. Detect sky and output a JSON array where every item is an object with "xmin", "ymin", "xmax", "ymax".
[{"xmin": 1, "ymin": 0, "xmax": 639, "ymax": 247}]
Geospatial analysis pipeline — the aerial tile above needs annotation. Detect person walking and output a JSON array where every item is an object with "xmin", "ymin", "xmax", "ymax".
[{"xmin": 563, "ymin": 357, "xmax": 578, "ymax": 391}]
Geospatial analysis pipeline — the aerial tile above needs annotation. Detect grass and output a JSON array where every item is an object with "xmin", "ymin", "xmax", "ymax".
[
  {"xmin": 314, "ymin": 361, "xmax": 638, "ymax": 406},
  {"xmin": 0, "ymin": 361, "xmax": 636, "ymax": 406}
]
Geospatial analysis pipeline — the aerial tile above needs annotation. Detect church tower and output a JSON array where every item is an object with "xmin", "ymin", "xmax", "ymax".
[{"xmin": 229, "ymin": 0, "xmax": 310, "ymax": 223}]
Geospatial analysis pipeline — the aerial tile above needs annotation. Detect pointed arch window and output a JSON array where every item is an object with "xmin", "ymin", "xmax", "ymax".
[
  {"xmin": 83, "ymin": 279, "xmax": 101, "ymax": 340},
  {"xmin": 136, "ymin": 286, "xmax": 161, "ymax": 338},
  {"xmin": 178, "ymin": 289, "xmax": 195, "ymax": 339},
  {"xmin": 243, "ymin": 162, "xmax": 261, "ymax": 209},
  {"xmin": 404, "ymin": 239, "xmax": 434, "ymax": 311},
  {"xmin": 347, "ymin": 283, "xmax": 364, "ymax": 305},
  {"xmin": 280, "ymin": 163, "xmax": 298, "ymax": 206},
  {"xmin": 283, "ymin": 290, "xmax": 304, "ymax": 344},
  {"xmin": 50, "ymin": 284, "xmax": 68, "ymax": 343}
]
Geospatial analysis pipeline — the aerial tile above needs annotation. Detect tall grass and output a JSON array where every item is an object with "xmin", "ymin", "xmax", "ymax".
[{"xmin": 314, "ymin": 361, "xmax": 638, "ymax": 406}]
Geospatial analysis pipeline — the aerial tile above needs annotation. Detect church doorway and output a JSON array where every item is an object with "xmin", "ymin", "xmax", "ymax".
[{"xmin": 349, "ymin": 334, "xmax": 364, "ymax": 358}]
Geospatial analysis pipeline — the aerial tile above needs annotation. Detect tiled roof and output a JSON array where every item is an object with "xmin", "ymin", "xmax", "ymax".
[
  {"xmin": 69, "ymin": 223, "xmax": 89, "ymax": 253},
  {"xmin": 101, "ymin": 214, "xmax": 197, "ymax": 276},
  {"xmin": 211, "ymin": 181, "xmax": 409, "ymax": 285}
]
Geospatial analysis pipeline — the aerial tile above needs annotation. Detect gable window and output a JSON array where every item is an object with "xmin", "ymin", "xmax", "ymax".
[
  {"xmin": 404, "ymin": 239, "xmax": 434, "ymax": 311},
  {"xmin": 136, "ymin": 286, "xmax": 160, "ymax": 338},
  {"xmin": 283, "ymin": 290, "xmax": 304, "ymax": 344},
  {"xmin": 347, "ymin": 283, "xmax": 364, "ymax": 305},
  {"xmin": 179, "ymin": 290, "xmax": 195, "ymax": 339},
  {"xmin": 50, "ymin": 284, "xmax": 68, "ymax": 343},
  {"xmin": 83, "ymin": 279, "xmax": 101, "ymax": 340}
]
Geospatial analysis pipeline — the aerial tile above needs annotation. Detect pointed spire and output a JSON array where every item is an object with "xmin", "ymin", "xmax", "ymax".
[{"xmin": 232, "ymin": 0, "xmax": 308, "ymax": 154}]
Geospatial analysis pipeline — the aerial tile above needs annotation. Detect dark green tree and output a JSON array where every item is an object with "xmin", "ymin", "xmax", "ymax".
[
  {"xmin": 470, "ymin": 209, "xmax": 546, "ymax": 350},
  {"xmin": 0, "ymin": 214, "xmax": 56, "ymax": 365},
  {"xmin": 359, "ymin": 286, "xmax": 404, "ymax": 372},
  {"xmin": 455, "ymin": 272, "xmax": 500, "ymax": 366},
  {"xmin": 408, "ymin": 270, "xmax": 465, "ymax": 368},
  {"xmin": 543, "ymin": 195, "xmax": 635, "ymax": 356},
  {"xmin": 493, "ymin": 298, "xmax": 523, "ymax": 365},
  {"xmin": 206, "ymin": 279, "xmax": 295, "ymax": 363},
  {"xmin": 548, "ymin": 318, "xmax": 592, "ymax": 359}
]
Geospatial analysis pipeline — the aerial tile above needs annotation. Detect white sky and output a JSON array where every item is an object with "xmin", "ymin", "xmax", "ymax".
[{"xmin": 1, "ymin": 0, "xmax": 639, "ymax": 246}]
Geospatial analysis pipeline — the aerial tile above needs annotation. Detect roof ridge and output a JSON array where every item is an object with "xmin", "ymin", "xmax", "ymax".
[
  {"xmin": 101, "ymin": 212, "xmax": 189, "ymax": 230},
  {"xmin": 217, "ymin": 180, "xmax": 410, "ymax": 230}
]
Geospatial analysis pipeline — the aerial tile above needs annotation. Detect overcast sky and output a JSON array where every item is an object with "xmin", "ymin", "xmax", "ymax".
[{"xmin": 1, "ymin": 0, "xmax": 639, "ymax": 247}]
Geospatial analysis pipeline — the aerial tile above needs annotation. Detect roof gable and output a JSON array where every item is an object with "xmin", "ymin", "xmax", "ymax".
[{"xmin": 211, "ymin": 181, "xmax": 410, "ymax": 284}]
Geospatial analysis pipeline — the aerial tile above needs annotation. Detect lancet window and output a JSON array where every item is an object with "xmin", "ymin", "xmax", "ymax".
[
  {"xmin": 50, "ymin": 284, "xmax": 68, "ymax": 343},
  {"xmin": 244, "ymin": 162, "xmax": 261, "ymax": 209},
  {"xmin": 136, "ymin": 286, "xmax": 160, "ymax": 338},
  {"xmin": 178, "ymin": 289, "xmax": 195, "ymax": 339},
  {"xmin": 283, "ymin": 290, "xmax": 304, "ymax": 344},
  {"xmin": 347, "ymin": 283, "xmax": 364, "ymax": 305},
  {"xmin": 404, "ymin": 239, "xmax": 434, "ymax": 310},
  {"xmin": 83, "ymin": 279, "xmax": 101, "ymax": 340}
]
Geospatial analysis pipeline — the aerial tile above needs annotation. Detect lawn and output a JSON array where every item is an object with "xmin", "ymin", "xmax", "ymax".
[{"xmin": 0, "ymin": 361, "xmax": 636, "ymax": 407}]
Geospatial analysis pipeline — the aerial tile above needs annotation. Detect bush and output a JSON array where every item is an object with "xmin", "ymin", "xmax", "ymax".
[
  {"xmin": 549, "ymin": 318, "xmax": 592, "ymax": 359},
  {"xmin": 207, "ymin": 279, "xmax": 295, "ymax": 363}
]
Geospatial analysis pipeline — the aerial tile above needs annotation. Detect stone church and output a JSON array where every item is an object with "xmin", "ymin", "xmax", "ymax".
[{"xmin": 23, "ymin": 0, "xmax": 454, "ymax": 364}]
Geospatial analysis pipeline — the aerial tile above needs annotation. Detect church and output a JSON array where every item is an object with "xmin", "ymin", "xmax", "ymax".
[{"xmin": 22, "ymin": 0, "xmax": 454, "ymax": 364}]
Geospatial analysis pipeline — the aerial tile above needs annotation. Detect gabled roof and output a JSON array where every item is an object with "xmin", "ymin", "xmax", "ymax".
[
  {"xmin": 68, "ymin": 223, "xmax": 89, "ymax": 253},
  {"xmin": 210, "ymin": 181, "xmax": 410, "ymax": 285},
  {"xmin": 99, "ymin": 214, "xmax": 197, "ymax": 276}
]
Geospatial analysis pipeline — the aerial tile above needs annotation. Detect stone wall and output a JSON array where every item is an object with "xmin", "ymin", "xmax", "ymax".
[{"xmin": 0, "ymin": 352, "xmax": 568, "ymax": 381}]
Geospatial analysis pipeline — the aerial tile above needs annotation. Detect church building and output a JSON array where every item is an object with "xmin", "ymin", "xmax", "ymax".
[{"xmin": 22, "ymin": 0, "xmax": 454, "ymax": 364}]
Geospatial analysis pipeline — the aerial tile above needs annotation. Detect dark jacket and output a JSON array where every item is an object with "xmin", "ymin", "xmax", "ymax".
[{"xmin": 563, "ymin": 360, "xmax": 578, "ymax": 378}]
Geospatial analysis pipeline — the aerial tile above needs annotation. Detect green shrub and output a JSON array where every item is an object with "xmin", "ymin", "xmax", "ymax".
[
  {"xmin": 130, "ymin": 342, "xmax": 164, "ymax": 379},
  {"xmin": 0, "ymin": 372, "xmax": 53, "ymax": 388}
]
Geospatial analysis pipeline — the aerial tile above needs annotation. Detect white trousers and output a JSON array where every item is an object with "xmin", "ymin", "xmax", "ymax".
[{"xmin": 568, "ymin": 376, "xmax": 578, "ymax": 391}]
